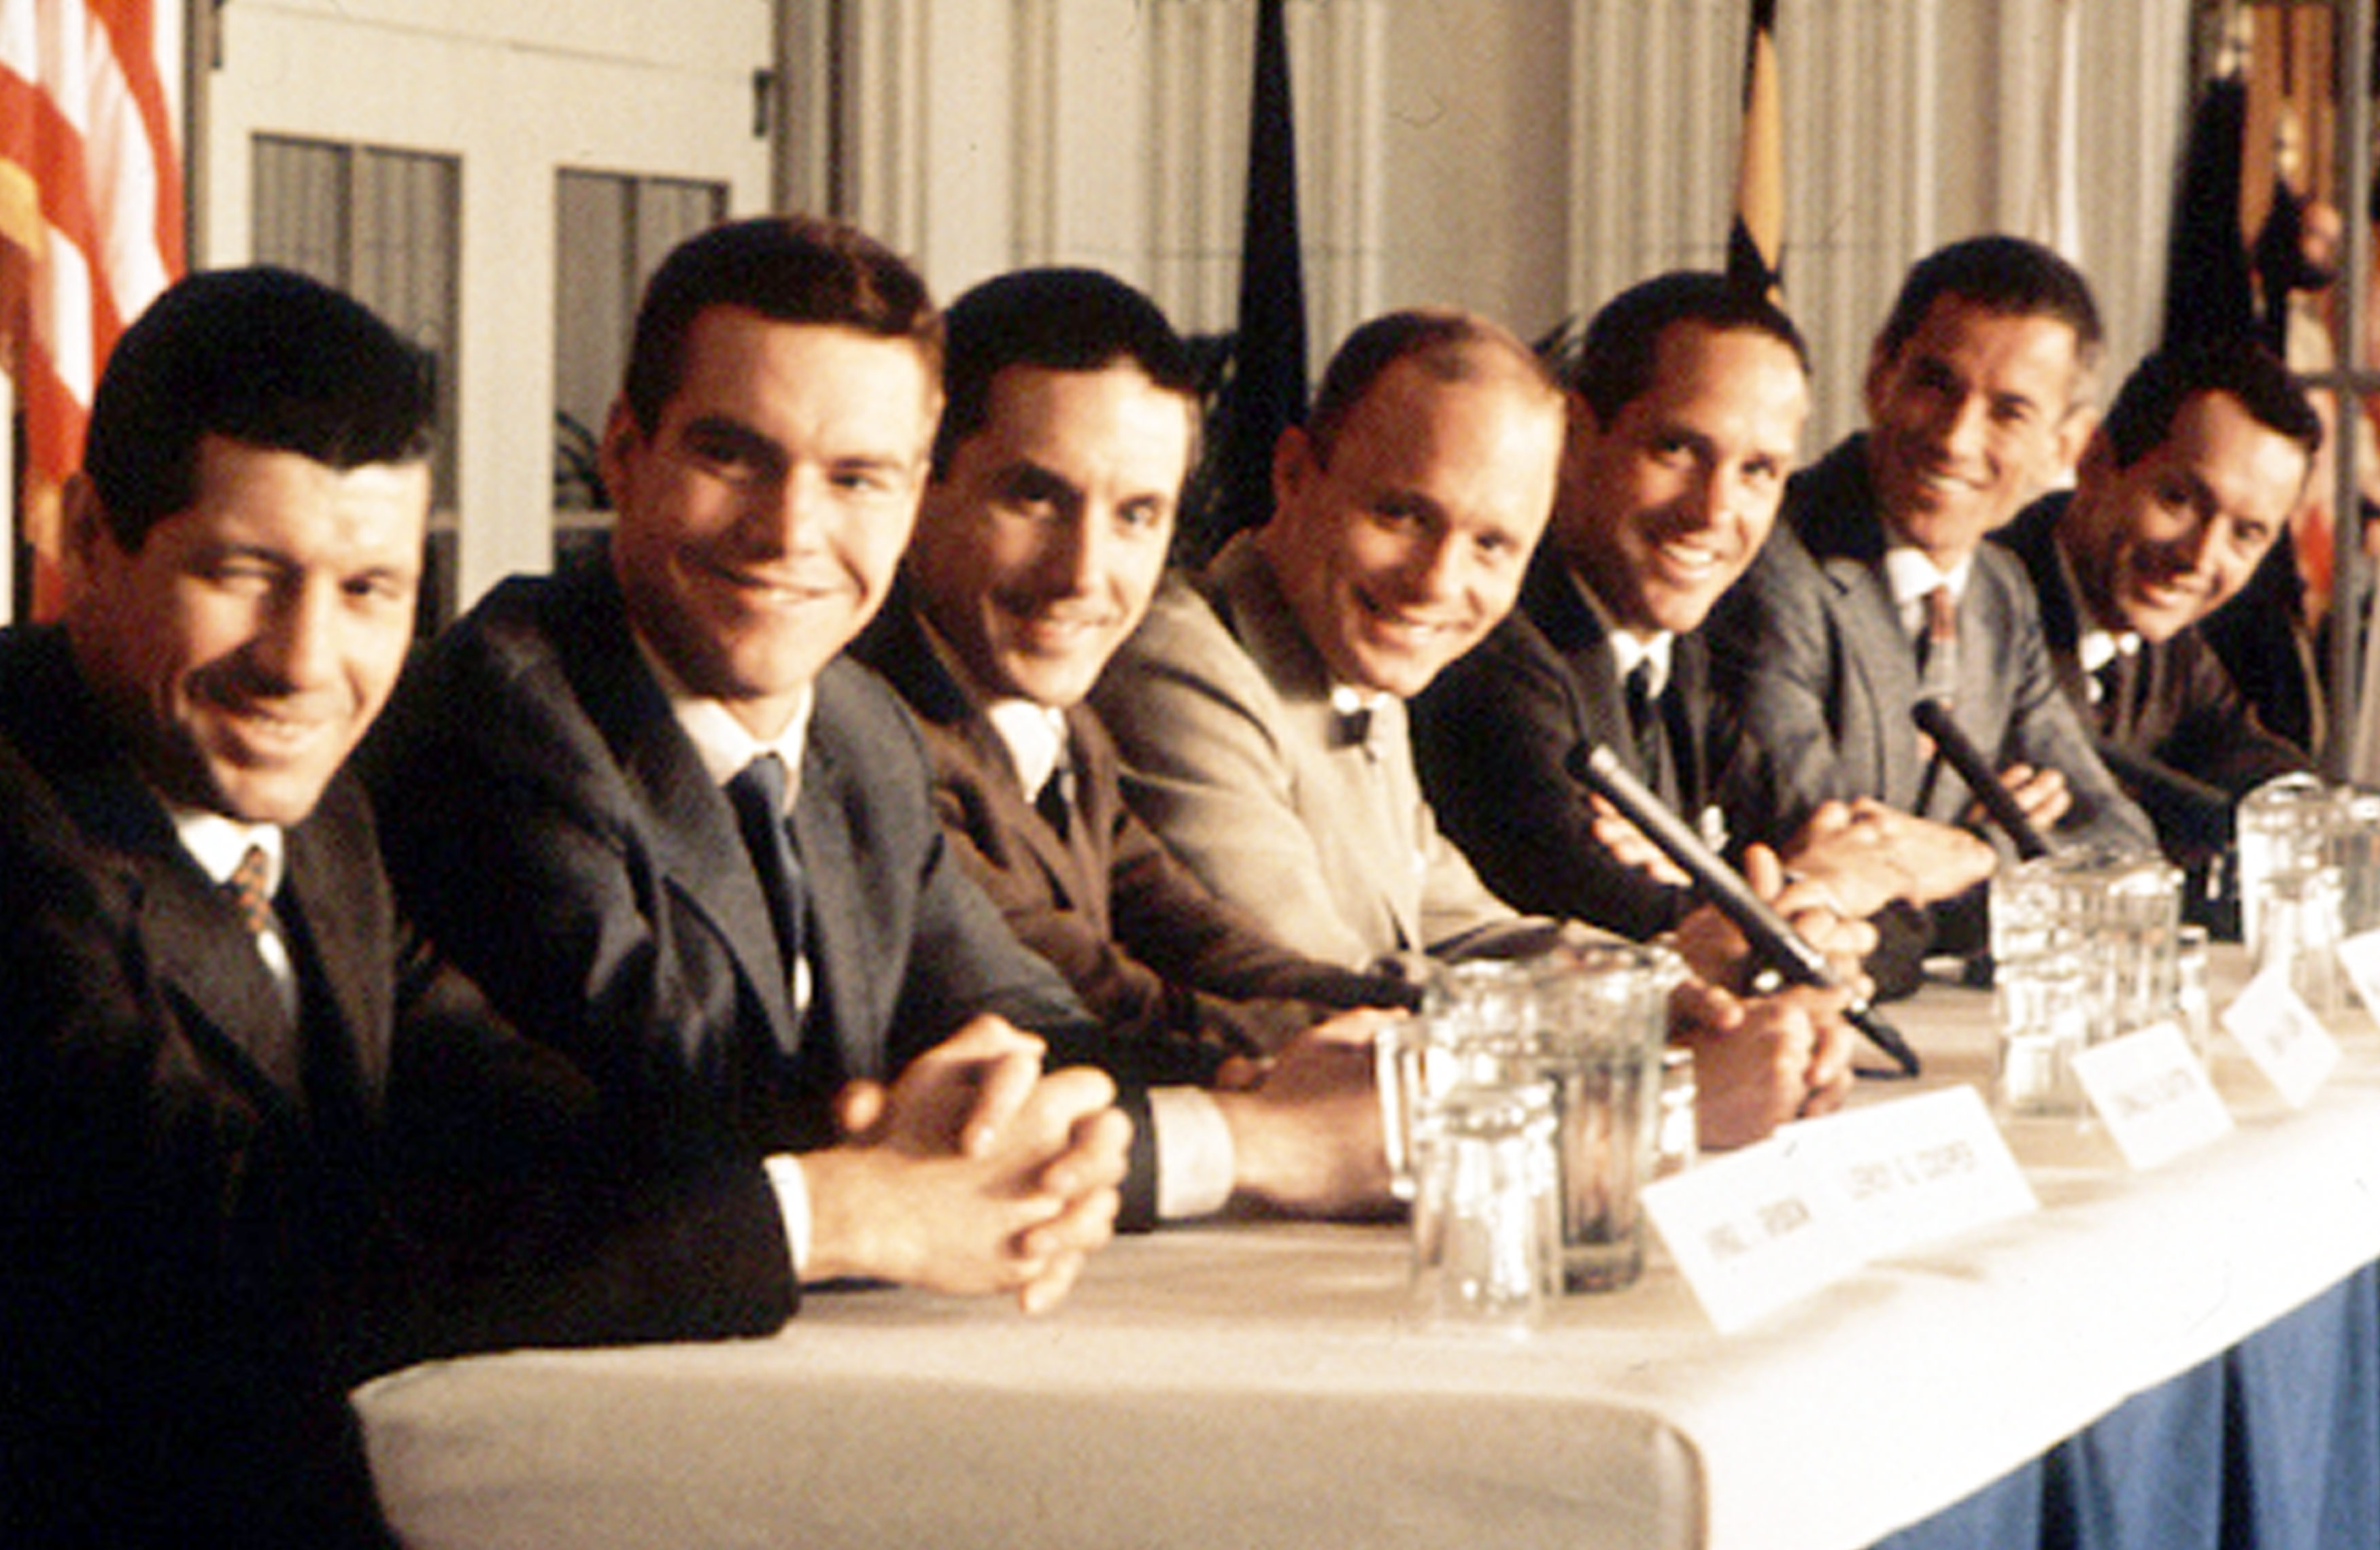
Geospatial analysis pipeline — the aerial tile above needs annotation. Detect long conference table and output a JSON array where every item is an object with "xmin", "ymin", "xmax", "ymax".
[{"xmin": 358, "ymin": 959, "xmax": 2380, "ymax": 1549}]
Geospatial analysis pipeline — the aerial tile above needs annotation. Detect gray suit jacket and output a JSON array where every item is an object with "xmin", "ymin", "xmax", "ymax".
[
  {"xmin": 1724, "ymin": 436, "xmax": 2154, "ymax": 859},
  {"xmin": 1091, "ymin": 533, "xmax": 1552, "ymax": 971}
]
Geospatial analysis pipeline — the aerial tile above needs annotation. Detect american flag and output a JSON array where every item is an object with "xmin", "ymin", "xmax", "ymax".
[{"xmin": 0, "ymin": 0, "xmax": 182, "ymax": 618}]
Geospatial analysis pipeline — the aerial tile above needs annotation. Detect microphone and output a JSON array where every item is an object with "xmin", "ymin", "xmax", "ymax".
[
  {"xmin": 1912, "ymin": 698, "xmax": 2054, "ymax": 860},
  {"xmin": 1569, "ymin": 742, "xmax": 1920, "ymax": 1078}
]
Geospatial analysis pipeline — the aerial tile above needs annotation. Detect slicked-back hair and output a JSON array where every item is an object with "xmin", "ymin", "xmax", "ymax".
[
  {"xmin": 1563, "ymin": 271, "xmax": 1809, "ymax": 425},
  {"xmin": 84, "ymin": 266, "xmax": 432, "ymax": 551},
  {"xmin": 622, "ymin": 213, "xmax": 942, "ymax": 434},
  {"xmin": 1873, "ymin": 235, "xmax": 2105, "ymax": 379},
  {"xmin": 1302, "ymin": 308, "xmax": 1559, "ymax": 465},
  {"xmin": 2098, "ymin": 339, "xmax": 2322, "ymax": 470},
  {"xmin": 932, "ymin": 267, "xmax": 1200, "ymax": 477}
]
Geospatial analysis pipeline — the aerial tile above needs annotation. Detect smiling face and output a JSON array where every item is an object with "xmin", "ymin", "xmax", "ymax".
[
  {"xmin": 1863, "ymin": 296, "xmax": 2088, "ymax": 565},
  {"xmin": 1258, "ymin": 356, "xmax": 1563, "ymax": 699},
  {"xmin": 2062, "ymin": 389, "xmax": 2309, "ymax": 644},
  {"xmin": 603, "ymin": 307, "xmax": 938, "ymax": 738},
  {"xmin": 66, "ymin": 434, "xmax": 428, "ymax": 825},
  {"xmin": 908, "ymin": 361, "xmax": 1195, "ymax": 708},
  {"xmin": 1560, "ymin": 321, "xmax": 1807, "ymax": 637}
]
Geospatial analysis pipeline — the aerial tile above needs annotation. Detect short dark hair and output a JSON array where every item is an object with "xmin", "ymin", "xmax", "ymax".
[
  {"xmin": 1563, "ymin": 271, "xmax": 1809, "ymax": 425},
  {"xmin": 622, "ymin": 214, "xmax": 942, "ymax": 434},
  {"xmin": 1303, "ymin": 308, "xmax": 1557, "ymax": 464},
  {"xmin": 2098, "ymin": 339, "xmax": 2322, "ymax": 470},
  {"xmin": 1873, "ymin": 235, "xmax": 2105, "ymax": 380},
  {"xmin": 932, "ymin": 267, "xmax": 1199, "ymax": 476},
  {"xmin": 84, "ymin": 266, "xmax": 432, "ymax": 551}
]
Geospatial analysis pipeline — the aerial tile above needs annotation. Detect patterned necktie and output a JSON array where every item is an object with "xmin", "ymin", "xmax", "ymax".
[
  {"xmin": 1918, "ymin": 583, "xmax": 1959, "ymax": 706},
  {"xmin": 224, "ymin": 843, "xmax": 275, "ymax": 936},
  {"xmin": 727, "ymin": 754, "xmax": 808, "ymax": 999}
]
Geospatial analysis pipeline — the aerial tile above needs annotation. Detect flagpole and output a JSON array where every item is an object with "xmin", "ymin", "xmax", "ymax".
[
  {"xmin": 1197, "ymin": 0, "xmax": 1308, "ymax": 562},
  {"xmin": 1727, "ymin": 0, "xmax": 1783, "ymax": 298}
]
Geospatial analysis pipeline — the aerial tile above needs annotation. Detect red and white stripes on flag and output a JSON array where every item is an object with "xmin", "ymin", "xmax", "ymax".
[{"xmin": 0, "ymin": 0, "xmax": 182, "ymax": 616}]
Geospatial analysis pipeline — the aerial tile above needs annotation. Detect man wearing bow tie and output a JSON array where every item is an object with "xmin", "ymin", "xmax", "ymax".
[
  {"xmin": 1094, "ymin": 308, "xmax": 1858, "ymax": 1146},
  {"xmin": 1990, "ymin": 339, "xmax": 2317, "ymax": 897}
]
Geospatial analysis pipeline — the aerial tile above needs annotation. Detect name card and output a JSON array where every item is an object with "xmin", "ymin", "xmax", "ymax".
[
  {"xmin": 2222, "ymin": 967, "xmax": 2340, "ymax": 1109},
  {"xmin": 1642, "ymin": 1138, "xmax": 1859, "ymax": 1333},
  {"xmin": 1645, "ymin": 1088, "xmax": 2035, "ymax": 1332},
  {"xmin": 2337, "ymin": 928, "xmax": 2380, "ymax": 1025},
  {"xmin": 2071, "ymin": 1022, "xmax": 2232, "ymax": 1169},
  {"xmin": 1780, "ymin": 1086, "xmax": 2037, "ymax": 1261}
]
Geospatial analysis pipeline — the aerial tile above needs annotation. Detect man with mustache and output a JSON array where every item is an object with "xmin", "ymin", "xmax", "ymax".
[
  {"xmin": 1095, "ymin": 308, "xmax": 1856, "ymax": 1146},
  {"xmin": 853, "ymin": 266, "xmax": 1414, "ymax": 1218},
  {"xmin": 1724, "ymin": 237, "xmax": 2153, "ymax": 969},
  {"xmin": 1990, "ymin": 339, "xmax": 2317, "ymax": 895},
  {"xmin": 1414, "ymin": 271, "xmax": 1992, "ymax": 943}
]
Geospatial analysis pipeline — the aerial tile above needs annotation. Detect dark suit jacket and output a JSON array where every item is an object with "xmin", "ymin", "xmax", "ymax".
[
  {"xmin": 1992, "ymin": 494, "xmax": 2311, "ymax": 891},
  {"xmin": 852, "ymin": 594, "xmax": 1414, "ymax": 1058},
  {"xmin": 0, "ymin": 629, "xmax": 793, "ymax": 1550},
  {"xmin": 364, "ymin": 559, "xmax": 1178, "ymax": 1210},
  {"xmin": 1414, "ymin": 551, "xmax": 1723, "ymax": 939},
  {"xmin": 1725, "ymin": 436, "xmax": 2155, "ymax": 858}
]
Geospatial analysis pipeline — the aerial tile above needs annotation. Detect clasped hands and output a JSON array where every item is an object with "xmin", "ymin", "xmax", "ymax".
[{"xmin": 800, "ymin": 1016, "xmax": 1130, "ymax": 1313}]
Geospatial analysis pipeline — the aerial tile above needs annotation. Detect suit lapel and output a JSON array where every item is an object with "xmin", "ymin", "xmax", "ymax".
[
  {"xmin": 555, "ymin": 570, "xmax": 805, "ymax": 1062},
  {"xmin": 1828, "ymin": 557, "xmax": 1921, "ymax": 808},
  {"xmin": 279, "ymin": 782, "xmax": 392, "ymax": 1115},
  {"xmin": 791, "ymin": 683, "xmax": 878, "ymax": 1081}
]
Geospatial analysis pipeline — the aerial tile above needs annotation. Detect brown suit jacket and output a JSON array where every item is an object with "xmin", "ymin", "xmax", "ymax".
[{"xmin": 853, "ymin": 593, "xmax": 1414, "ymax": 1058}]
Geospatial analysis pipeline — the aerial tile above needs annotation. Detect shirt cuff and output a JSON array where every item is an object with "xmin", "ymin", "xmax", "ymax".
[
  {"xmin": 1149, "ymin": 1085, "xmax": 1236, "ymax": 1220},
  {"xmin": 762, "ymin": 1152, "xmax": 812, "ymax": 1281}
]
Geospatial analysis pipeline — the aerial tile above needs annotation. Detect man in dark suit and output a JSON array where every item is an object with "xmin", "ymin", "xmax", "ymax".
[
  {"xmin": 1724, "ymin": 237, "xmax": 2155, "ymax": 961},
  {"xmin": 1991, "ymin": 339, "xmax": 2317, "ymax": 910},
  {"xmin": 1416, "ymin": 272, "xmax": 1992, "ymax": 944},
  {"xmin": 857, "ymin": 267, "xmax": 1415, "ymax": 1219},
  {"xmin": 370, "ymin": 217, "xmax": 1138, "ymax": 1271},
  {"xmin": 0, "ymin": 269, "xmax": 1001, "ymax": 1549}
]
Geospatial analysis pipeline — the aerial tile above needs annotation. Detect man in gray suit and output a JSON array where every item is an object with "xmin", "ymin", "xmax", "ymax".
[
  {"xmin": 1724, "ymin": 237, "xmax": 2154, "ymax": 965},
  {"xmin": 1097, "ymin": 308, "xmax": 1858, "ymax": 1148}
]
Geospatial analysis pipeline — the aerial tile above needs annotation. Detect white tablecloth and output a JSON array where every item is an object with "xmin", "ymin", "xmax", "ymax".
[{"xmin": 360, "ymin": 968, "xmax": 2380, "ymax": 1550}]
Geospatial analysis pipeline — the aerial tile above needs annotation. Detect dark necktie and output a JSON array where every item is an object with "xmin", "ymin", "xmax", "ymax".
[
  {"xmin": 728, "ymin": 754, "xmax": 808, "ymax": 1004},
  {"xmin": 1034, "ymin": 763, "xmax": 1074, "ymax": 840},
  {"xmin": 1624, "ymin": 659, "xmax": 1667, "ymax": 787}
]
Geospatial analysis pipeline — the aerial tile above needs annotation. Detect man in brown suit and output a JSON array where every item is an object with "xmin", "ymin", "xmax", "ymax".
[{"xmin": 857, "ymin": 267, "xmax": 1410, "ymax": 1219}]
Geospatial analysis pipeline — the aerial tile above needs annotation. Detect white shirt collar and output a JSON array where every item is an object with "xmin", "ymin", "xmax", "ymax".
[
  {"xmin": 1569, "ymin": 570, "xmax": 1673, "ymax": 695},
  {"xmin": 172, "ymin": 807, "xmax": 285, "ymax": 893},
  {"xmin": 634, "ymin": 631, "xmax": 814, "ymax": 812},
  {"xmin": 985, "ymin": 698, "xmax": 1070, "ymax": 797},
  {"xmin": 1881, "ymin": 545, "xmax": 1971, "ymax": 611},
  {"xmin": 2077, "ymin": 625, "xmax": 2141, "ymax": 677}
]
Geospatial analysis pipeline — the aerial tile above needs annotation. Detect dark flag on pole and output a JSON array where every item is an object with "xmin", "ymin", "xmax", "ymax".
[
  {"xmin": 1727, "ymin": 0, "xmax": 1784, "ymax": 298},
  {"xmin": 2158, "ymin": 73, "xmax": 2259, "ymax": 349},
  {"xmin": 2160, "ymin": 59, "xmax": 2322, "ymax": 755},
  {"xmin": 1193, "ymin": 0, "xmax": 1308, "ymax": 561}
]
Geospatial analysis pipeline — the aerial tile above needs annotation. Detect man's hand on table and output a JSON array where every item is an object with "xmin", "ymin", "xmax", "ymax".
[
  {"xmin": 1210, "ymin": 1009, "xmax": 1395, "ymax": 1220},
  {"xmin": 1671, "ymin": 978, "xmax": 1856, "ymax": 1149},
  {"xmin": 1783, "ymin": 799, "xmax": 1996, "ymax": 914},
  {"xmin": 804, "ymin": 1015, "xmax": 1131, "ymax": 1313}
]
